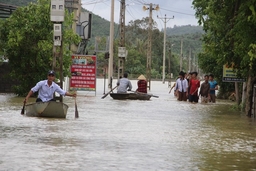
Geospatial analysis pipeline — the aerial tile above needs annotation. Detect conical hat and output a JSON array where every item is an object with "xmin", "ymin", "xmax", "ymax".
[{"xmin": 138, "ymin": 74, "xmax": 146, "ymax": 80}]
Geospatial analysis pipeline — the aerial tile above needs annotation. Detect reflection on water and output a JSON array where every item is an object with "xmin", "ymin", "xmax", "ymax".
[{"xmin": 0, "ymin": 79, "xmax": 256, "ymax": 171}]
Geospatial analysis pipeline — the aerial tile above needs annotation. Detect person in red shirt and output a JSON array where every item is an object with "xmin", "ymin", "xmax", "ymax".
[
  {"xmin": 188, "ymin": 71, "xmax": 200, "ymax": 103},
  {"xmin": 136, "ymin": 75, "xmax": 147, "ymax": 93}
]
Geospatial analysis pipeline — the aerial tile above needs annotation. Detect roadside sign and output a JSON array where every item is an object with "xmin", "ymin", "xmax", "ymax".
[
  {"xmin": 118, "ymin": 47, "xmax": 126, "ymax": 58},
  {"xmin": 222, "ymin": 64, "xmax": 245, "ymax": 82},
  {"xmin": 70, "ymin": 55, "xmax": 97, "ymax": 92}
]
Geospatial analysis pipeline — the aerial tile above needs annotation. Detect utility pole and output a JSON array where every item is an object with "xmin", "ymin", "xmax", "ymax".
[
  {"xmin": 158, "ymin": 14, "xmax": 174, "ymax": 84},
  {"xmin": 188, "ymin": 47, "xmax": 191, "ymax": 72},
  {"xmin": 143, "ymin": 3, "xmax": 159, "ymax": 90},
  {"xmin": 117, "ymin": 0, "xmax": 126, "ymax": 79},
  {"xmin": 167, "ymin": 42, "xmax": 174, "ymax": 81},
  {"xmin": 108, "ymin": 0, "xmax": 114, "ymax": 89},
  {"xmin": 180, "ymin": 39, "xmax": 183, "ymax": 71},
  {"xmin": 193, "ymin": 53, "xmax": 196, "ymax": 71}
]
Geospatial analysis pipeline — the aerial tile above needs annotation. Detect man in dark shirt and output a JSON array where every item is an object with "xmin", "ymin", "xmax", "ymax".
[{"xmin": 199, "ymin": 75, "xmax": 210, "ymax": 103}]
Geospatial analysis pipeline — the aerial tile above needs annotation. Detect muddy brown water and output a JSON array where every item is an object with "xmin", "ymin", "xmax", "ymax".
[{"xmin": 1, "ymin": 79, "xmax": 256, "ymax": 171}]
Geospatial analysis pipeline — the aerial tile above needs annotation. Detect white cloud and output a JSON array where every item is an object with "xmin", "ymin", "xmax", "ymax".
[{"xmin": 81, "ymin": 0, "xmax": 198, "ymax": 30}]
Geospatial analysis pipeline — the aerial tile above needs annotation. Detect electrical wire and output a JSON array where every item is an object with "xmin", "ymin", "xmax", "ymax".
[
  {"xmin": 126, "ymin": 6, "xmax": 137, "ymax": 20},
  {"xmin": 161, "ymin": 7, "xmax": 194, "ymax": 16}
]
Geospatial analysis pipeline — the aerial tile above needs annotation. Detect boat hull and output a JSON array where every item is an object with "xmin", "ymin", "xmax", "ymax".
[
  {"xmin": 25, "ymin": 101, "xmax": 69, "ymax": 118},
  {"xmin": 110, "ymin": 93, "xmax": 151, "ymax": 100}
]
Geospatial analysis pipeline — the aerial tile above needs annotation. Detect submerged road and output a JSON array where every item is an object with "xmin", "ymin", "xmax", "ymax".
[{"xmin": 0, "ymin": 79, "xmax": 256, "ymax": 171}]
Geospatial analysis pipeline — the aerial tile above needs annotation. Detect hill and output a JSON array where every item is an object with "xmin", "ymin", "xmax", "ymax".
[
  {"xmin": 166, "ymin": 25, "xmax": 204, "ymax": 36},
  {"xmin": 1, "ymin": 0, "xmax": 36, "ymax": 6}
]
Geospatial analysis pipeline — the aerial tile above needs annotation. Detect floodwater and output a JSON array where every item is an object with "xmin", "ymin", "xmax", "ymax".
[{"xmin": 1, "ymin": 79, "xmax": 256, "ymax": 171}]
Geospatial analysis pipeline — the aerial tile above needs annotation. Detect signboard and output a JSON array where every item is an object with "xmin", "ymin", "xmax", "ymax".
[
  {"xmin": 222, "ymin": 64, "xmax": 245, "ymax": 82},
  {"xmin": 70, "ymin": 55, "xmax": 97, "ymax": 91},
  {"xmin": 118, "ymin": 47, "xmax": 126, "ymax": 58}
]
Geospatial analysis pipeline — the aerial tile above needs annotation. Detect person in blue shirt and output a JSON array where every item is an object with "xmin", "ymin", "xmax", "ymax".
[
  {"xmin": 117, "ymin": 73, "xmax": 132, "ymax": 93},
  {"xmin": 24, "ymin": 70, "xmax": 76, "ymax": 103},
  {"xmin": 208, "ymin": 74, "xmax": 218, "ymax": 103}
]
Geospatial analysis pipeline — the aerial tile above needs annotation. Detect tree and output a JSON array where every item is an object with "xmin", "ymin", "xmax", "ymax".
[
  {"xmin": 193, "ymin": 0, "xmax": 256, "ymax": 115},
  {"xmin": 0, "ymin": 0, "xmax": 81, "ymax": 96}
]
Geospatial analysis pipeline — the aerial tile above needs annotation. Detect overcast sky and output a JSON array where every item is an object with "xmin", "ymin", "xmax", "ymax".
[{"xmin": 81, "ymin": 0, "xmax": 199, "ymax": 30}]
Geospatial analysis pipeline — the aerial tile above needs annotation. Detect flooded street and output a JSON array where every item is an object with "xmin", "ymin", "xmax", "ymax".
[{"xmin": 1, "ymin": 79, "xmax": 256, "ymax": 171}]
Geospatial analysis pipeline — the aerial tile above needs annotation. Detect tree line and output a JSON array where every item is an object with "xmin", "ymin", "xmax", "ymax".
[{"xmin": 193, "ymin": 0, "xmax": 256, "ymax": 116}]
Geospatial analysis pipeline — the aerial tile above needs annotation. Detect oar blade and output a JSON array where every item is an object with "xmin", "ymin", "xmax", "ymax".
[
  {"xmin": 101, "ymin": 86, "xmax": 118, "ymax": 99},
  {"xmin": 75, "ymin": 99, "xmax": 79, "ymax": 118},
  {"xmin": 21, "ymin": 102, "xmax": 25, "ymax": 115},
  {"xmin": 101, "ymin": 94, "xmax": 108, "ymax": 99}
]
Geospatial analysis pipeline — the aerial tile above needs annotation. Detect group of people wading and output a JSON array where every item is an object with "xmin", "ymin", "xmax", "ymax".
[{"xmin": 170, "ymin": 71, "xmax": 218, "ymax": 103}]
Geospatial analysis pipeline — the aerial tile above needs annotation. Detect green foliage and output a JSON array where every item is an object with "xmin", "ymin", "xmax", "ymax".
[
  {"xmin": 0, "ymin": 0, "xmax": 80, "ymax": 96},
  {"xmin": 193, "ymin": 0, "xmax": 256, "ymax": 100},
  {"xmin": 6, "ymin": 0, "xmax": 203, "ymax": 81}
]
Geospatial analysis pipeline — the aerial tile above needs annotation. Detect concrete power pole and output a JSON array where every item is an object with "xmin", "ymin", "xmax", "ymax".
[
  {"xmin": 157, "ymin": 14, "xmax": 174, "ymax": 84},
  {"xmin": 180, "ymin": 39, "xmax": 183, "ymax": 71},
  {"xmin": 108, "ymin": 0, "xmax": 115, "ymax": 89},
  {"xmin": 117, "ymin": 0, "xmax": 126, "ymax": 79},
  {"xmin": 143, "ymin": 3, "xmax": 159, "ymax": 90},
  {"xmin": 188, "ymin": 47, "xmax": 191, "ymax": 72}
]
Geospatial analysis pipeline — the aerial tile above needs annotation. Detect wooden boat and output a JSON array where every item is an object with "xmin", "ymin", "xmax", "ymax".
[
  {"xmin": 110, "ymin": 93, "xmax": 151, "ymax": 100},
  {"xmin": 25, "ymin": 101, "xmax": 69, "ymax": 118}
]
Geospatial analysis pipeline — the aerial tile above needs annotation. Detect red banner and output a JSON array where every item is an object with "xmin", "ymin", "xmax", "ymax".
[{"xmin": 70, "ymin": 55, "xmax": 96, "ymax": 91}]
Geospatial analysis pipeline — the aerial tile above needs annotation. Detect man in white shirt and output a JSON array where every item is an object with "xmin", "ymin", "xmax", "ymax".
[
  {"xmin": 175, "ymin": 71, "xmax": 188, "ymax": 101},
  {"xmin": 24, "ymin": 70, "xmax": 76, "ymax": 103}
]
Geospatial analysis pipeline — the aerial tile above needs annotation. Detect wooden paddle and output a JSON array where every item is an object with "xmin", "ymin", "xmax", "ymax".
[
  {"xmin": 75, "ymin": 97, "xmax": 79, "ymax": 118},
  {"xmin": 101, "ymin": 85, "xmax": 118, "ymax": 99},
  {"xmin": 21, "ymin": 101, "xmax": 26, "ymax": 115},
  {"xmin": 130, "ymin": 90, "xmax": 159, "ymax": 98}
]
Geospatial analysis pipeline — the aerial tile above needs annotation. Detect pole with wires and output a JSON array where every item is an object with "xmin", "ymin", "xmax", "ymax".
[
  {"xmin": 143, "ymin": 3, "xmax": 159, "ymax": 90},
  {"xmin": 117, "ymin": 0, "xmax": 126, "ymax": 80},
  {"xmin": 157, "ymin": 14, "xmax": 174, "ymax": 84},
  {"xmin": 108, "ymin": 0, "xmax": 114, "ymax": 89}
]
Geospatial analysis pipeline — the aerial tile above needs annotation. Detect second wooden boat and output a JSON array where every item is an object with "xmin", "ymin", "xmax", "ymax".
[{"xmin": 110, "ymin": 93, "xmax": 151, "ymax": 100}]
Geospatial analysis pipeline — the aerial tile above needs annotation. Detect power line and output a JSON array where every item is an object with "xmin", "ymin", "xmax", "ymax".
[
  {"xmin": 81, "ymin": 0, "xmax": 109, "ymax": 5},
  {"xmin": 161, "ymin": 7, "xmax": 194, "ymax": 16},
  {"xmin": 126, "ymin": 6, "xmax": 137, "ymax": 20}
]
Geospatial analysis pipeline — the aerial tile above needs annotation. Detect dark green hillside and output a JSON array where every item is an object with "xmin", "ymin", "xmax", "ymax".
[
  {"xmin": 0, "ymin": 0, "xmax": 36, "ymax": 6},
  {"xmin": 166, "ymin": 25, "xmax": 203, "ymax": 36}
]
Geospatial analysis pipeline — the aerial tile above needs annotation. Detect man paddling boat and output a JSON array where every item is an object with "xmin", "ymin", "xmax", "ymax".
[
  {"xmin": 24, "ymin": 70, "xmax": 76, "ymax": 103},
  {"xmin": 117, "ymin": 73, "xmax": 132, "ymax": 93}
]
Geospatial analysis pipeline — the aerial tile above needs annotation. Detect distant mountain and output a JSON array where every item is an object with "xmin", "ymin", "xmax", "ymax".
[
  {"xmin": 166, "ymin": 25, "xmax": 204, "ymax": 36},
  {"xmin": 0, "ymin": 0, "xmax": 36, "ymax": 6}
]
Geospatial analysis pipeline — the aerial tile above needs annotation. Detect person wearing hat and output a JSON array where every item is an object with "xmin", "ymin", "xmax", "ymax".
[
  {"xmin": 175, "ymin": 71, "xmax": 189, "ymax": 101},
  {"xmin": 117, "ymin": 73, "xmax": 132, "ymax": 93},
  {"xmin": 24, "ymin": 70, "xmax": 76, "ymax": 103},
  {"xmin": 136, "ymin": 74, "xmax": 147, "ymax": 93}
]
